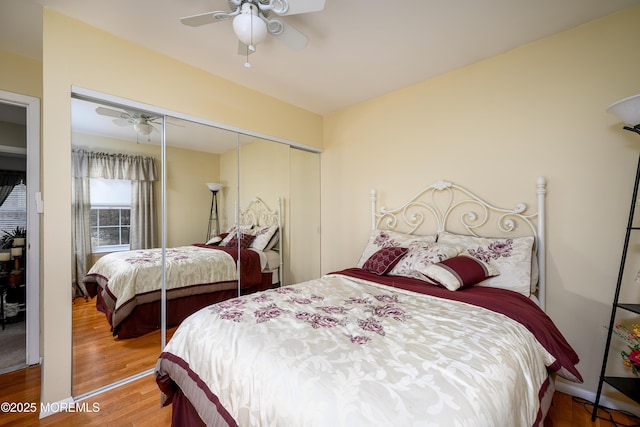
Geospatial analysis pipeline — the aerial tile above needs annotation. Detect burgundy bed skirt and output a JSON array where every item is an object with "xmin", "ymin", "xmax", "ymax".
[
  {"xmin": 85, "ymin": 271, "xmax": 273, "ymax": 339},
  {"xmin": 156, "ymin": 375, "xmax": 208, "ymax": 427}
]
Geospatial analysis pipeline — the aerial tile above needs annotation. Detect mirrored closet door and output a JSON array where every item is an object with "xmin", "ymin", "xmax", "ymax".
[
  {"xmin": 70, "ymin": 89, "xmax": 321, "ymax": 399},
  {"xmin": 71, "ymin": 96, "xmax": 167, "ymax": 396}
]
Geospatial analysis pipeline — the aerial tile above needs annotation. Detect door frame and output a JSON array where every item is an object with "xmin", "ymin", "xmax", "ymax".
[{"xmin": 0, "ymin": 89, "xmax": 41, "ymax": 366}]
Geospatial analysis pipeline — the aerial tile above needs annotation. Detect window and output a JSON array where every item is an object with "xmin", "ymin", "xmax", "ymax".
[
  {"xmin": 0, "ymin": 183, "xmax": 27, "ymax": 233},
  {"xmin": 90, "ymin": 178, "xmax": 131, "ymax": 252}
]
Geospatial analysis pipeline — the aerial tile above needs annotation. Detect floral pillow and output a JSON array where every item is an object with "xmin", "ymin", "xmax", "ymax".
[
  {"xmin": 249, "ymin": 225, "xmax": 278, "ymax": 252},
  {"xmin": 220, "ymin": 225, "xmax": 254, "ymax": 246},
  {"xmin": 437, "ymin": 231, "xmax": 535, "ymax": 296},
  {"xmin": 362, "ymin": 246, "xmax": 409, "ymax": 275},
  {"xmin": 224, "ymin": 233, "xmax": 255, "ymax": 249},
  {"xmin": 422, "ymin": 254, "xmax": 499, "ymax": 291},
  {"xmin": 388, "ymin": 241, "xmax": 459, "ymax": 281},
  {"xmin": 356, "ymin": 229, "xmax": 436, "ymax": 268}
]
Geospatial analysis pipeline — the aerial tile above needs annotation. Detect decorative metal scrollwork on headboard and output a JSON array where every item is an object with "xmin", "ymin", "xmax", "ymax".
[
  {"xmin": 239, "ymin": 197, "xmax": 282, "ymax": 228},
  {"xmin": 371, "ymin": 179, "xmax": 541, "ymax": 239}
]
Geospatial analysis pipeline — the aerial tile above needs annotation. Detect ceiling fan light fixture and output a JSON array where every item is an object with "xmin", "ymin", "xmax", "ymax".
[
  {"xmin": 232, "ymin": 3, "xmax": 267, "ymax": 47},
  {"xmin": 133, "ymin": 121, "xmax": 153, "ymax": 135}
]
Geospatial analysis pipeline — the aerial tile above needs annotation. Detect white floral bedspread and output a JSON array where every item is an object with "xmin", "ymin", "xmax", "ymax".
[
  {"xmin": 159, "ymin": 273, "xmax": 555, "ymax": 426},
  {"xmin": 87, "ymin": 246, "xmax": 237, "ymax": 312}
]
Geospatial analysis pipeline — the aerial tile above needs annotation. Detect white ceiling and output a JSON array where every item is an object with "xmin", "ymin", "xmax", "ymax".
[{"xmin": 3, "ymin": 0, "xmax": 640, "ymax": 117}]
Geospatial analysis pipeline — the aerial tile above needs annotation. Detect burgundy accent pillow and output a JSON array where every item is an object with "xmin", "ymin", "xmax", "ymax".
[
  {"xmin": 362, "ymin": 246, "xmax": 409, "ymax": 275},
  {"xmin": 423, "ymin": 254, "xmax": 498, "ymax": 291},
  {"xmin": 225, "ymin": 233, "xmax": 255, "ymax": 249}
]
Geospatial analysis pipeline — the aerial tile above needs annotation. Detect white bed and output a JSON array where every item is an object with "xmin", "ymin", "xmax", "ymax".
[{"xmin": 155, "ymin": 178, "xmax": 582, "ymax": 426}]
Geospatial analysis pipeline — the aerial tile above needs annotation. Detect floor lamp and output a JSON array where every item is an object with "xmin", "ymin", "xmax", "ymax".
[{"xmin": 206, "ymin": 182, "xmax": 223, "ymax": 242}]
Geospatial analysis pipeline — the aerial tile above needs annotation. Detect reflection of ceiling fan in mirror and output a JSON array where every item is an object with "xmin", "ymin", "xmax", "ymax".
[
  {"xmin": 180, "ymin": 0, "xmax": 326, "ymax": 67},
  {"xmin": 95, "ymin": 106, "xmax": 162, "ymax": 138}
]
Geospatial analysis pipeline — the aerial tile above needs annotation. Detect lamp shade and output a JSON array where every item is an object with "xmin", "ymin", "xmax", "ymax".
[
  {"xmin": 607, "ymin": 94, "xmax": 640, "ymax": 126},
  {"xmin": 206, "ymin": 182, "xmax": 223, "ymax": 192},
  {"xmin": 232, "ymin": 4, "xmax": 267, "ymax": 47}
]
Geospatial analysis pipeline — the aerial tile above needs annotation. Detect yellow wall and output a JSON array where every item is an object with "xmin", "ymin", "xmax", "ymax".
[
  {"xmin": 322, "ymin": 5, "xmax": 640, "ymax": 405},
  {"xmin": 0, "ymin": 122, "xmax": 27, "ymax": 148},
  {"xmin": 41, "ymin": 9, "xmax": 322, "ymax": 404},
  {"xmin": 165, "ymin": 145, "xmax": 222, "ymax": 247},
  {"xmin": 0, "ymin": 50, "xmax": 42, "ymax": 99}
]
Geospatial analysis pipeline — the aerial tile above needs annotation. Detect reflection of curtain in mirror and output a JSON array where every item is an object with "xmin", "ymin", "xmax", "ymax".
[
  {"xmin": 71, "ymin": 149, "xmax": 158, "ymax": 295},
  {"xmin": 0, "ymin": 170, "xmax": 26, "ymax": 207}
]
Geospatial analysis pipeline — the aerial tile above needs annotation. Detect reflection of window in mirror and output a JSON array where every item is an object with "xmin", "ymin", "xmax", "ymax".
[
  {"xmin": 0, "ymin": 183, "xmax": 27, "ymax": 231},
  {"xmin": 89, "ymin": 178, "xmax": 131, "ymax": 252}
]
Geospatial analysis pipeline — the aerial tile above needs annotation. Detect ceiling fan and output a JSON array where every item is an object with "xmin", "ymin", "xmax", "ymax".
[
  {"xmin": 180, "ymin": 0, "xmax": 326, "ymax": 67},
  {"xmin": 95, "ymin": 106, "xmax": 162, "ymax": 137}
]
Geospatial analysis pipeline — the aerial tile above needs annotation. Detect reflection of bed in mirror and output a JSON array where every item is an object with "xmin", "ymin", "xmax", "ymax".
[
  {"xmin": 155, "ymin": 177, "xmax": 583, "ymax": 426},
  {"xmin": 83, "ymin": 197, "xmax": 283, "ymax": 339}
]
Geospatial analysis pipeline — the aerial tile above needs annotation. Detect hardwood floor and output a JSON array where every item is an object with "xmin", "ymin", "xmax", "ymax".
[
  {"xmin": 0, "ymin": 366, "xmax": 171, "ymax": 426},
  {"xmin": 72, "ymin": 296, "xmax": 175, "ymax": 396},
  {"xmin": 1, "ymin": 364, "xmax": 638, "ymax": 427}
]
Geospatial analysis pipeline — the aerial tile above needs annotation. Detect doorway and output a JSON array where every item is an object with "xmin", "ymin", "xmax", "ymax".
[{"xmin": 0, "ymin": 90, "xmax": 41, "ymax": 373}]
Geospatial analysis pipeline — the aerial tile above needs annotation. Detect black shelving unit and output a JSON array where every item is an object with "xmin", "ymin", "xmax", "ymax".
[{"xmin": 592, "ymin": 153, "xmax": 640, "ymax": 420}]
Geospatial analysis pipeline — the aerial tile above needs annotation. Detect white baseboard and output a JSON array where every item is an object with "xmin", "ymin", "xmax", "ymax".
[
  {"xmin": 39, "ymin": 396, "xmax": 75, "ymax": 418},
  {"xmin": 555, "ymin": 381, "xmax": 640, "ymax": 418}
]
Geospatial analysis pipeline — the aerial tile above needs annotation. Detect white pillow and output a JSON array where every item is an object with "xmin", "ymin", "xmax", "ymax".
[
  {"xmin": 205, "ymin": 235, "xmax": 223, "ymax": 245},
  {"xmin": 249, "ymin": 225, "xmax": 278, "ymax": 252},
  {"xmin": 388, "ymin": 241, "xmax": 459, "ymax": 280},
  {"xmin": 264, "ymin": 229, "xmax": 280, "ymax": 251},
  {"xmin": 356, "ymin": 229, "xmax": 436, "ymax": 268},
  {"xmin": 437, "ymin": 231, "xmax": 535, "ymax": 296}
]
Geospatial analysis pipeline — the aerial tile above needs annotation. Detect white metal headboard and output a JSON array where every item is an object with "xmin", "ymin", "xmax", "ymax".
[
  {"xmin": 238, "ymin": 197, "xmax": 283, "ymax": 285},
  {"xmin": 370, "ymin": 177, "xmax": 547, "ymax": 309}
]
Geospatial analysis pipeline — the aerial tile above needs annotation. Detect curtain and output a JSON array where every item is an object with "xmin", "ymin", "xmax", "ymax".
[
  {"xmin": 130, "ymin": 180, "xmax": 156, "ymax": 250},
  {"xmin": 71, "ymin": 173, "xmax": 91, "ymax": 295},
  {"xmin": 71, "ymin": 149, "xmax": 158, "ymax": 296},
  {"xmin": 0, "ymin": 170, "xmax": 26, "ymax": 207}
]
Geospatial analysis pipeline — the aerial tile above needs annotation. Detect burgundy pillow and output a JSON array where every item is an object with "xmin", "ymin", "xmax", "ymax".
[
  {"xmin": 362, "ymin": 246, "xmax": 409, "ymax": 275},
  {"xmin": 225, "ymin": 233, "xmax": 255, "ymax": 249},
  {"xmin": 423, "ymin": 254, "xmax": 498, "ymax": 291}
]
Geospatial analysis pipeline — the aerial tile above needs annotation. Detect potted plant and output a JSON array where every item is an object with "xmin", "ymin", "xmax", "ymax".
[{"xmin": 0, "ymin": 226, "xmax": 26, "ymax": 249}]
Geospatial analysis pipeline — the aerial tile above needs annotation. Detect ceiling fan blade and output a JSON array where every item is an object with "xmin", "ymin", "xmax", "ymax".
[
  {"xmin": 112, "ymin": 118, "xmax": 132, "ymax": 127},
  {"xmin": 148, "ymin": 117, "xmax": 185, "ymax": 128},
  {"xmin": 95, "ymin": 107, "xmax": 129, "ymax": 119},
  {"xmin": 180, "ymin": 11, "xmax": 233, "ymax": 27},
  {"xmin": 271, "ymin": 20, "xmax": 308, "ymax": 50},
  {"xmin": 269, "ymin": 0, "xmax": 326, "ymax": 16}
]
